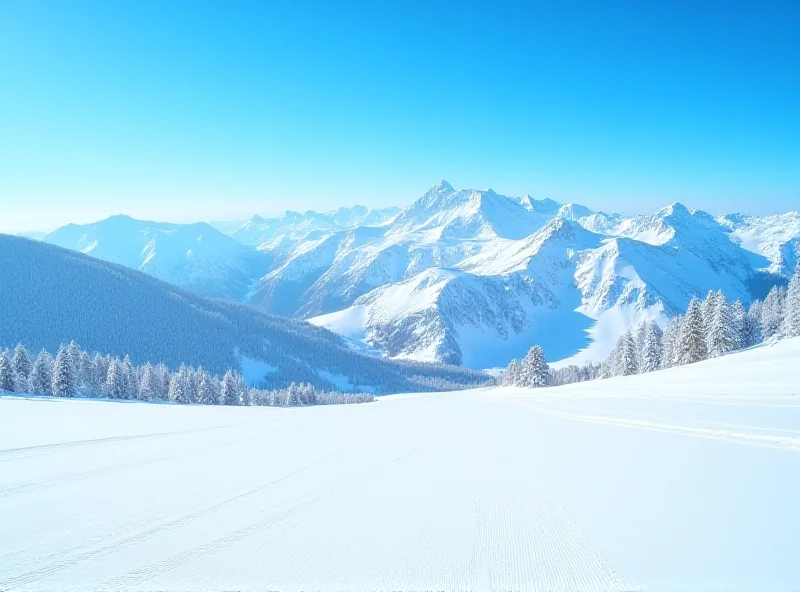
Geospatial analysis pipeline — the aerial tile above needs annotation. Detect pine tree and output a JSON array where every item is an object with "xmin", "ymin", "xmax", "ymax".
[
  {"xmin": 0, "ymin": 350, "xmax": 16, "ymax": 392},
  {"xmin": 701, "ymin": 290, "xmax": 717, "ymax": 337},
  {"xmin": 66, "ymin": 340, "xmax": 82, "ymax": 374},
  {"xmin": 615, "ymin": 331, "xmax": 638, "ymax": 376},
  {"xmin": 785, "ymin": 262, "xmax": 800, "ymax": 337},
  {"xmin": 677, "ymin": 298, "xmax": 707, "ymax": 365},
  {"xmin": 168, "ymin": 372, "xmax": 187, "ymax": 403},
  {"xmin": 51, "ymin": 346, "xmax": 77, "ymax": 397},
  {"xmin": 707, "ymin": 294, "xmax": 738, "ymax": 358},
  {"xmin": 29, "ymin": 350, "xmax": 53, "ymax": 395},
  {"xmin": 761, "ymin": 285, "xmax": 785, "ymax": 339},
  {"xmin": 521, "ymin": 346, "xmax": 550, "ymax": 387},
  {"xmin": 221, "ymin": 370, "xmax": 239, "ymax": 405},
  {"xmin": 105, "ymin": 358, "xmax": 126, "ymax": 399},
  {"xmin": 197, "ymin": 371, "xmax": 218, "ymax": 405},
  {"xmin": 138, "ymin": 363, "xmax": 157, "ymax": 400},
  {"xmin": 177, "ymin": 365, "xmax": 196, "ymax": 403},
  {"xmin": 121, "ymin": 355, "xmax": 138, "ymax": 399},
  {"xmin": 11, "ymin": 344, "xmax": 32, "ymax": 391},
  {"xmin": 748, "ymin": 298, "xmax": 764, "ymax": 327},
  {"xmin": 729, "ymin": 299, "xmax": 746, "ymax": 348},
  {"xmin": 640, "ymin": 320, "xmax": 663, "ymax": 373},
  {"xmin": 285, "ymin": 382, "xmax": 300, "ymax": 406},
  {"xmin": 501, "ymin": 359, "xmax": 522, "ymax": 386},
  {"xmin": 634, "ymin": 323, "xmax": 648, "ymax": 368},
  {"xmin": 154, "ymin": 363, "xmax": 170, "ymax": 400}
]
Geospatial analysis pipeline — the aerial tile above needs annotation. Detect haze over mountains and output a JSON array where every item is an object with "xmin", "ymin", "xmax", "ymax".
[{"xmin": 30, "ymin": 182, "xmax": 800, "ymax": 369}]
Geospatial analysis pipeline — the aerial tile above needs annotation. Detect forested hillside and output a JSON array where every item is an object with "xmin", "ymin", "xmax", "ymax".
[{"xmin": 0, "ymin": 235, "xmax": 488, "ymax": 393}]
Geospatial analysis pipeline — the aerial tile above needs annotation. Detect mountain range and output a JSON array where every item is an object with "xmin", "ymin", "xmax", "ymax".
[{"xmin": 30, "ymin": 183, "xmax": 800, "ymax": 369}]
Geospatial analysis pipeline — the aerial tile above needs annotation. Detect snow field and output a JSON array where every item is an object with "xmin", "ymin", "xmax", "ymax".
[{"xmin": 1, "ymin": 339, "xmax": 800, "ymax": 591}]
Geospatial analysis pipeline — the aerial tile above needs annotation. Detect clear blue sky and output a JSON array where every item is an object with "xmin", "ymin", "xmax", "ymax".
[{"xmin": 0, "ymin": 0, "xmax": 797, "ymax": 232}]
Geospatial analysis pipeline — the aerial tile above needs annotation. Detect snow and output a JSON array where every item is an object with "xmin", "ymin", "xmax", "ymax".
[
  {"xmin": 2, "ymin": 339, "xmax": 800, "ymax": 591},
  {"xmin": 236, "ymin": 354, "xmax": 277, "ymax": 386},
  {"xmin": 37, "ymin": 184, "xmax": 800, "ymax": 371}
]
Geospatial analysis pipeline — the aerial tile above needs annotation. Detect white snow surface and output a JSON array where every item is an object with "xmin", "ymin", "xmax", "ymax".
[{"xmin": 2, "ymin": 339, "xmax": 800, "ymax": 591}]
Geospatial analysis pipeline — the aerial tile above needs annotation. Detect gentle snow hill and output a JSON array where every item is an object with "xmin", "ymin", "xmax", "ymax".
[
  {"xmin": 1, "ymin": 340, "xmax": 798, "ymax": 591},
  {"xmin": 44, "ymin": 215, "xmax": 270, "ymax": 301},
  {"xmin": 0, "ymin": 234, "xmax": 487, "ymax": 393}
]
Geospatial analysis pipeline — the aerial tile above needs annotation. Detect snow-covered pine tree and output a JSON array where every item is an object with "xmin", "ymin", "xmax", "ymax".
[
  {"xmin": 91, "ymin": 354, "xmax": 108, "ymax": 396},
  {"xmin": 65, "ymin": 340, "xmax": 81, "ymax": 371},
  {"xmin": 51, "ymin": 346, "xmax": 77, "ymax": 397},
  {"xmin": 11, "ymin": 344, "xmax": 32, "ymax": 392},
  {"xmin": 785, "ymin": 262, "xmax": 800, "ymax": 337},
  {"xmin": 233, "ymin": 374, "xmax": 248, "ymax": 406},
  {"xmin": 640, "ymin": 320, "xmax": 663, "ymax": 373},
  {"xmin": 634, "ymin": 323, "xmax": 648, "ymax": 368},
  {"xmin": 105, "ymin": 358, "xmax": 126, "ymax": 399},
  {"xmin": 154, "ymin": 363, "xmax": 170, "ymax": 400},
  {"xmin": 177, "ymin": 365, "xmax": 195, "ymax": 403},
  {"xmin": 221, "ymin": 370, "xmax": 239, "ymax": 405},
  {"xmin": 302, "ymin": 382, "xmax": 316, "ymax": 405},
  {"xmin": 677, "ymin": 297, "xmax": 707, "ymax": 365},
  {"xmin": 700, "ymin": 290, "xmax": 717, "ymax": 335},
  {"xmin": 285, "ymin": 382, "xmax": 300, "ymax": 406},
  {"xmin": 121, "ymin": 355, "xmax": 138, "ymax": 400},
  {"xmin": 138, "ymin": 363, "xmax": 157, "ymax": 401},
  {"xmin": 168, "ymin": 372, "xmax": 187, "ymax": 403},
  {"xmin": 728, "ymin": 299, "xmax": 746, "ymax": 348},
  {"xmin": 500, "ymin": 359, "xmax": 521, "ymax": 386},
  {"xmin": 615, "ymin": 331, "xmax": 638, "ymax": 376},
  {"xmin": 521, "ymin": 345, "xmax": 550, "ymax": 387},
  {"xmin": 0, "ymin": 350, "xmax": 16, "ymax": 392},
  {"xmin": 241, "ymin": 383, "xmax": 252, "ymax": 406},
  {"xmin": 748, "ymin": 298, "xmax": 763, "ymax": 326},
  {"xmin": 707, "ymin": 293, "xmax": 738, "ymax": 358},
  {"xmin": 197, "ymin": 371, "xmax": 217, "ymax": 405},
  {"xmin": 77, "ymin": 351, "xmax": 95, "ymax": 395},
  {"xmin": 761, "ymin": 285, "xmax": 785, "ymax": 339},
  {"xmin": 29, "ymin": 349, "xmax": 53, "ymax": 395}
]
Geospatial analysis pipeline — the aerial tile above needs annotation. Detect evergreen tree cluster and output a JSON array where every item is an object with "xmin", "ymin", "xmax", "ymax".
[
  {"xmin": 494, "ymin": 261, "xmax": 800, "ymax": 388},
  {"xmin": 496, "ymin": 345, "xmax": 554, "ymax": 388},
  {"xmin": 0, "ymin": 342, "xmax": 374, "ymax": 406}
]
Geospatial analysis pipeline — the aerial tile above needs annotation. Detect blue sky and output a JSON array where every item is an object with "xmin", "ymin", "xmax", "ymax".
[{"xmin": 0, "ymin": 0, "xmax": 797, "ymax": 232}]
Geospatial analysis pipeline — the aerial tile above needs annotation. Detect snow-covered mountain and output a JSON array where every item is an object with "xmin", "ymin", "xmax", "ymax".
[
  {"xmin": 304, "ymin": 186, "xmax": 797, "ymax": 368},
  {"xmin": 44, "ymin": 215, "xmax": 271, "ymax": 302},
  {"xmin": 716, "ymin": 211, "xmax": 800, "ymax": 277},
  {"xmin": 0, "ymin": 234, "xmax": 487, "ymax": 393},
  {"xmin": 37, "ymin": 183, "xmax": 800, "ymax": 370},
  {"xmin": 215, "ymin": 205, "xmax": 401, "ymax": 247}
]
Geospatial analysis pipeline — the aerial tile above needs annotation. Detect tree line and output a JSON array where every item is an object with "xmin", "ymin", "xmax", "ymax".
[
  {"xmin": 498, "ymin": 262, "xmax": 800, "ymax": 388},
  {"xmin": 0, "ymin": 342, "xmax": 374, "ymax": 406}
]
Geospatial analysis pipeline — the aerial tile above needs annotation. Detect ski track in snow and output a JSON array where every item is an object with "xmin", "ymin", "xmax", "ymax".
[{"xmin": 2, "ymin": 344, "xmax": 800, "ymax": 591}]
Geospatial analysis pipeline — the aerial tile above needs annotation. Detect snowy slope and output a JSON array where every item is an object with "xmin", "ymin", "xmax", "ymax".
[
  {"xmin": 717, "ymin": 211, "xmax": 800, "ymax": 276},
  {"xmin": 2, "ymin": 339, "xmax": 799, "ymax": 591},
  {"xmin": 0, "ymin": 234, "xmax": 487, "ymax": 393},
  {"xmin": 44, "ymin": 215, "xmax": 270, "ymax": 301}
]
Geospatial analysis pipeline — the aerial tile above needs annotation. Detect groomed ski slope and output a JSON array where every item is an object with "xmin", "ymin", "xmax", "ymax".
[{"xmin": 2, "ymin": 340, "xmax": 800, "ymax": 591}]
